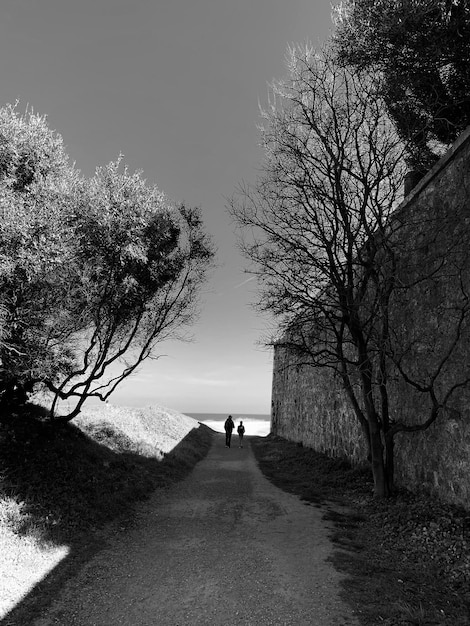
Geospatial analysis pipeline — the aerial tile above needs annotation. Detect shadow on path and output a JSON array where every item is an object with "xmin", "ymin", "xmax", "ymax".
[
  {"xmin": 1, "ymin": 418, "xmax": 211, "ymax": 626},
  {"xmin": 14, "ymin": 432, "xmax": 359, "ymax": 626}
]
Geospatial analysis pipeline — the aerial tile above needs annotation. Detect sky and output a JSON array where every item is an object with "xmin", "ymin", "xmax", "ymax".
[{"xmin": 0, "ymin": 0, "xmax": 334, "ymax": 414}]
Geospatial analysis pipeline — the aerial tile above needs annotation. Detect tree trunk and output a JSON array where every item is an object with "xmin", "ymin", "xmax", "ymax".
[
  {"xmin": 341, "ymin": 373, "xmax": 372, "ymax": 462},
  {"xmin": 338, "ymin": 342, "xmax": 373, "ymax": 464},
  {"xmin": 49, "ymin": 390, "xmax": 87, "ymax": 423},
  {"xmin": 355, "ymin": 344, "xmax": 389, "ymax": 497},
  {"xmin": 360, "ymin": 420, "xmax": 372, "ymax": 463},
  {"xmin": 384, "ymin": 431, "xmax": 395, "ymax": 494},
  {"xmin": 369, "ymin": 423, "xmax": 389, "ymax": 497}
]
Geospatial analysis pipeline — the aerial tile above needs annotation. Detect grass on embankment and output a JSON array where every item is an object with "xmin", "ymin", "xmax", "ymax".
[
  {"xmin": 251, "ymin": 434, "xmax": 470, "ymax": 626},
  {"xmin": 0, "ymin": 403, "xmax": 213, "ymax": 620}
]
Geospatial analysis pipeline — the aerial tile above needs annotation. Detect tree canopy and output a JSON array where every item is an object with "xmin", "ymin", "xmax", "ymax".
[
  {"xmin": 0, "ymin": 105, "xmax": 214, "ymax": 420},
  {"xmin": 333, "ymin": 0, "xmax": 470, "ymax": 170}
]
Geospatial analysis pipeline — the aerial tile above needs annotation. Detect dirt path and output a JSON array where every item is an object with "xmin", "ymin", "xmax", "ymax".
[{"xmin": 34, "ymin": 433, "xmax": 358, "ymax": 625}]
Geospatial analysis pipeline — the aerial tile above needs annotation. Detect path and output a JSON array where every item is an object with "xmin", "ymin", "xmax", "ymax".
[{"xmin": 34, "ymin": 433, "xmax": 358, "ymax": 625}]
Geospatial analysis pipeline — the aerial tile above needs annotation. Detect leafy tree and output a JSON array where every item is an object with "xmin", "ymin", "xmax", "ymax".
[
  {"xmin": 333, "ymin": 0, "xmax": 470, "ymax": 171},
  {"xmin": 0, "ymin": 104, "xmax": 80, "ymax": 407},
  {"xmin": 46, "ymin": 161, "xmax": 214, "ymax": 420},
  {"xmin": 230, "ymin": 46, "xmax": 470, "ymax": 496},
  {"xmin": 0, "ymin": 105, "xmax": 214, "ymax": 420}
]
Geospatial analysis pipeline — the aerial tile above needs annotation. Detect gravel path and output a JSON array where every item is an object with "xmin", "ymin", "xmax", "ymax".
[{"xmin": 34, "ymin": 433, "xmax": 358, "ymax": 625}]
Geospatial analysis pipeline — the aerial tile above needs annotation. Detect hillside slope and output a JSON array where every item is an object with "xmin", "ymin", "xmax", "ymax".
[
  {"xmin": 76, "ymin": 403, "xmax": 202, "ymax": 455},
  {"xmin": 0, "ymin": 403, "xmax": 212, "ymax": 620}
]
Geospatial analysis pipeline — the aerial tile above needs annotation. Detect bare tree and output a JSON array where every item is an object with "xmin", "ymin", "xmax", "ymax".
[{"xmin": 230, "ymin": 45, "xmax": 470, "ymax": 496}]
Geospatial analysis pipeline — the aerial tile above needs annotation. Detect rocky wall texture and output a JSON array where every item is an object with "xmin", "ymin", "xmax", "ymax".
[
  {"xmin": 271, "ymin": 347, "xmax": 367, "ymax": 463},
  {"xmin": 271, "ymin": 127, "xmax": 470, "ymax": 508}
]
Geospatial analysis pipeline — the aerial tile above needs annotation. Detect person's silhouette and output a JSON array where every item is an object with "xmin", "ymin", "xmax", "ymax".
[
  {"xmin": 237, "ymin": 421, "xmax": 245, "ymax": 448},
  {"xmin": 224, "ymin": 415, "xmax": 235, "ymax": 447}
]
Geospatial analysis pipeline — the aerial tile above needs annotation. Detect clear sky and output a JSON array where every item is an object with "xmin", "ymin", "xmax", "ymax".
[{"xmin": 0, "ymin": 0, "xmax": 334, "ymax": 414}]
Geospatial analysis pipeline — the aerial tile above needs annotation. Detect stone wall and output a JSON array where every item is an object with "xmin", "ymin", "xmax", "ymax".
[{"xmin": 271, "ymin": 126, "xmax": 470, "ymax": 508}]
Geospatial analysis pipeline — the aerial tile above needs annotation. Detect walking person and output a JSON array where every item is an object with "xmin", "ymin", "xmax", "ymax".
[
  {"xmin": 224, "ymin": 414, "xmax": 235, "ymax": 447},
  {"xmin": 237, "ymin": 421, "xmax": 245, "ymax": 448}
]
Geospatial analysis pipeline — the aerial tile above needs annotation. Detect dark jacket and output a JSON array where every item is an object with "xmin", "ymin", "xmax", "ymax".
[{"xmin": 224, "ymin": 417, "xmax": 235, "ymax": 432}]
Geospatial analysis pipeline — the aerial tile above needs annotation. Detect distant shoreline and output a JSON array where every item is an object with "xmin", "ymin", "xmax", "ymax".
[
  {"xmin": 184, "ymin": 413, "xmax": 270, "ymax": 421},
  {"xmin": 185, "ymin": 413, "xmax": 271, "ymax": 437}
]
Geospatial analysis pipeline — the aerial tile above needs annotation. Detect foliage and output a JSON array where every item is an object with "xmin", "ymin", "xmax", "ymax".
[
  {"xmin": 0, "ymin": 105, "xmax": 80, "ymax": 406},
  {"xmin": 46, "ymin": 161, "xmax": 214, "ymax": 420},
  {"xmin": 0, "ymin": 105, "xmax": 214, "ymax": 419},
  {"xmin": 332, "ymin": 0, "xmax": 470, "ymax": 170}
]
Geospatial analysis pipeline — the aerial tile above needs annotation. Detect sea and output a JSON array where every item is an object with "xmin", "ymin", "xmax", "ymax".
[{"xmin": 185, "ymin": 413, "xmax": 271, "ymax": 437}]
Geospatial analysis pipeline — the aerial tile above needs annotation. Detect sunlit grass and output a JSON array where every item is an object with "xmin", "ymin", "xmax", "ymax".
[
  {"xmin": 0, "ymin": 525, "xmax": 69, "ymax": 619},
  {"xmin": 77, "ymin": 403, "xmax": 201, "ymax": 455}
]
